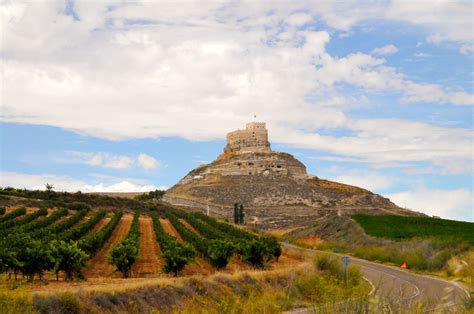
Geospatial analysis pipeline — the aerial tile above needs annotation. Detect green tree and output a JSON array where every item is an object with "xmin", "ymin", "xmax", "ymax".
[
  {"xmin": 45, "ymin": 183, "xmax": 55, "ymax": 199},
  {"xmin": 240, "ymin": 239, "xmax": 267, "ymax": 268},
  {"xmin": 207, "ymin": 239, "xmax": 235, "ymax": 269},
  {"xmin": 22, "ymin": 241, "xmax": 54, "ymax": 281},
  {"xmin": 107, "ymin": 239, "xmax": 139, "ymax": 278},
  {"xmin": 50, "ymin": 240, "xmax": 89, "ymax": 281},
  {"xmin": 233, "ymin": 203, "xmax": 239, "ymax": 224},
  {"xmin": 162, "ymin": 241, "xmax": 196, "ymax": 276},
  {"xmin": 263, "ymin": 236, "xmax": 282, "ymax": 261},
  {"xmin": 238, "ymin": 204, "xmax": 245, "ymax": 224}
]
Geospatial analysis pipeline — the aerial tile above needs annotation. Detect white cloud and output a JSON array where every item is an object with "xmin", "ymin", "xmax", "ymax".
[
  {"xmin": 387, "ymin": 187, "xmax": 473, "ymax": 222},
  {"xmin": 137, "ymin": 153, "xmax": 159, "ymax": 170},
  {"xmin": 460, "ymin": 44, "xmax": 474, "ymax": 55},
  {"xmin": 67, "ymin": 151, "xmax": 160, "ymax": 170},
  {"xmin": 285, "ymin": 13, "xmax": 313, "ymax": 26},
  {"xmin": 330, "ymin": 170, "xmax": 396, "ymax": 191},
  {"xmin": 68, "ymin": 152, "xmax": 133, "ymax": 169},
  {"xmin": 0, "ymin": 171, "xmax": 166, "ymax": 192},
  {"xmin": 275, "ymin": 119, "xmax": 473, "ymax": 175},
  {"xmin": 0, "ymin": 1, "xmax": 472, "ymax": 176},
  {"xmin": 371, "ymin": 44, "xmax": 398, "ymax": 55}
]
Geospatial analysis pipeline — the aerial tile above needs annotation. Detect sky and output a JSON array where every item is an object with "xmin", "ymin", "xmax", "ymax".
[{"xmin": 0, "ymin": 0, "xmax": 473, "ymax": 222}]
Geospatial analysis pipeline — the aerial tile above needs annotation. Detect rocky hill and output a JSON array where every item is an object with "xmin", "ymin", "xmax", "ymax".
[{"xmin": 163, "ymin": 122, "xmax": 420, "ymax": 229}]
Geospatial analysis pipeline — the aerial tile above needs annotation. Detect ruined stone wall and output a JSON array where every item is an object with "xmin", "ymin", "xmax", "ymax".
[{"xmin": 225, "ymin": 122, "xmax": 271, "ymax": 153}]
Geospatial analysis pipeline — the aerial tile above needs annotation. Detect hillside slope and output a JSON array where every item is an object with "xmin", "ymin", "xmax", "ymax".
[{"xmin": 164, "ymin": 152, "xmax": 420, "ymax": 229}]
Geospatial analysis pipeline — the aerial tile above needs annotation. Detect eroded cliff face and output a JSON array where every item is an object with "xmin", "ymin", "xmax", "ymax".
[{"xmin": 163, "ymin": 151, "xmax": 415, "ymax": 229}]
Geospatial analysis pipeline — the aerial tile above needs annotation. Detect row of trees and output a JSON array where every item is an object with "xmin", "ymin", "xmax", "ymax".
[
  {"xmin": 150, "ymin": 212, "xmax": 196, "ymax": 276},
  {"xmin": 0, "ymin": 208, "xmax": 123, "ymax": 282},
  {"xmin": 167, "ymin": 210, "xmax": 281, "ymax": 269},
  {"xmin": 166, "ymin": 211, "xmax": 235, "ymax": 269},
  {"xmin": 0, "ymin": 207, "xmax": 26, "ymax": 223},
  {"xmin": 192, "ymin": 211, "xmax": 281, "ymax": 266},
  {"xmin": 0, "ymin": 187, "xmax": 166, "ymax": 212},
  {"xmin": 233, "ymin": 203, "xmax": 245, "ymax": 224},
  {"xmin": 1, "ymin": 208, "xmax": 69, "ymax": 238},
  {"xmin": 0, "ymin": 208, "xmax": 47, "ymax": 235},
  {"xmin": 107, "ymin": 211, "xmax": 141, "ymax": 278},
  {"xmin": 79, "ymin": 210, "xmax": 123, "ymax": 255}
]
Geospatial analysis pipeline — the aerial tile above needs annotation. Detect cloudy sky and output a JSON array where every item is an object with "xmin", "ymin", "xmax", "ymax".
[{"xmin": 0, "ymin": 0, "xmax": 472, "ymax": 221}]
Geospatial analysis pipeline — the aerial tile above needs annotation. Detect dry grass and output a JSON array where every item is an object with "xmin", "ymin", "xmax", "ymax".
[{"xmin": 307, "ymin": 177, "xmax": 369, "ymax": 195}]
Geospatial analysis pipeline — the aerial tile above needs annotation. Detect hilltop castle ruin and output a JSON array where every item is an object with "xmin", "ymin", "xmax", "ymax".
[
  {"xmin": 163, "ymin": 120, "xmax": 409, "ymax": 229},
  {"xmin": 224, "ymin": 122, "xmax": 271, "ymax": 154}
]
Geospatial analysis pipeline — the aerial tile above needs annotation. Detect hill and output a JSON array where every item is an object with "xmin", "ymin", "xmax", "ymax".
[{"xmin": 164, "ymin": 121, "xmax": 422, "ymax": 229}]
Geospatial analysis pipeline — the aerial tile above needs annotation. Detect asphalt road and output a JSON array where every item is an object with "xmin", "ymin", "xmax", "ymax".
[{"xmin": 283, "ymin": 243, "xmax": 469, "ymax": 312}]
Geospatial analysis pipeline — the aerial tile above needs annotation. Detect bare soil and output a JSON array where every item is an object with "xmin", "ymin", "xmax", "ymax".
[
  {"xmin": 159, "ymin": 218, "xmax": 183, "ymax": 241},
  {"xmin": 88, "ymin": 217, "xmax": 110, "ymax": 235},
  {"xmin": 131, "ymin": 216, "xmax": 163, "ymax": 277},
  {"xmin": 5, "ymin": 206, "xmax": 38, "ymax": 214},
  {"xmin": 179, "ymin": 218, "xmax": 201, "ymax": 236},
  {"xmin": 84, "ymin": 214, "xmax": 133, "ymax": 278}
]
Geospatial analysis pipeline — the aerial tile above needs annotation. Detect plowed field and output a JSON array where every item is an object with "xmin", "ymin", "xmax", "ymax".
[
  {"xmin": 159, "ymin": 218, "xmax": 182, "ymax": 241},
  {"xmin": 131, "ymin": 216, "xmax": 163, "ymax": 277},
  {"xmin": 84, "ymin": 213, "xmax": 133, "ymax": 278}
]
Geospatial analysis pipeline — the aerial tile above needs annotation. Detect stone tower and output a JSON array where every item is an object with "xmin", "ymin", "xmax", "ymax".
[{"xmin": 224, "ymin": 122, "xmax": 272, "ymax": 154}]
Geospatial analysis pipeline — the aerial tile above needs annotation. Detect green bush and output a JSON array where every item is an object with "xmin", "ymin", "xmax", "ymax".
[
  {"xmin": 107, "ymin": 239, "xmax": 139, "ymax": 278},
  {"xmin": 50, "ymin": 240, "xmax": 89, "ymax": 281},
  {"xmin": 162, "ymin": 241, "xmax": 196, "ymax": 276},
  {"xmin": 239, "ymin": 239, "xmax": 268, "ymax": 268},
  {"xmin": 314, "ymin": 255, "xmax": 361, "ymax": 287},
  {"xmin": 207, "ymin": 239, "xmax": 235, "ymax": 269},
  {"xmin": 68, "ymin": 202, "xmax": 91, "ymax": 211},
  {"xmin": 107, "ymin": 211, "xmax": 140, "ymax": 278}
]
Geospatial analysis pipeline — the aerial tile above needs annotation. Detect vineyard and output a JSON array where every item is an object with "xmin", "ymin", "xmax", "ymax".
[{"xmin": 0, "ymin": 203, "xmax": 284, "ymax": 283}]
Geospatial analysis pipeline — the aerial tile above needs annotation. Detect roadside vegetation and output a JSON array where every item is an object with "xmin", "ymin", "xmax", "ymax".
[{"xmin": 28, "ymin": 255, "xmax": 370, "ymax": 313}]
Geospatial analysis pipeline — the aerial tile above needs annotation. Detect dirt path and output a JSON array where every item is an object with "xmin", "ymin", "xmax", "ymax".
[
  {"xmin": 88, "ymin": 216, "xmax": 110, "ymax": 235},
  {"xmin": 131, "ymin": 216, "xmax": 163, "ymax": 277},
  {"xmin": 84, "ymin": 214, "xmax": 133, "ymax": 278},
  {"xmin": 160, "ymin": 218, "xmax": 183, "ymax": 241},
  {"xmin": 179, "ymin": 218, "xmax": 201, "ymax": 236}
]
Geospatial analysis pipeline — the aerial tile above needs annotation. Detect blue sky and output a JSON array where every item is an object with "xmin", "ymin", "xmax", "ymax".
[{"xmin": 0, "ymin": 1, "xmax": 472, "ymax": 221}]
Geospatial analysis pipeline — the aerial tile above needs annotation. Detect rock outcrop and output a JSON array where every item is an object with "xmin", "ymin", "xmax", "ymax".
[{"xmin": 163, "ymin": 121, "xmax": 418, "ymax": 229}]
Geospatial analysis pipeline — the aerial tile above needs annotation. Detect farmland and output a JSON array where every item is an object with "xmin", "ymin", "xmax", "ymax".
[
  {"xmin": 0, "ymin": 194, "xmax": 287, "ymax": 285},
  {"xmin": 352, "ymin": 214, "xmax": 474, "ymax": 245}
]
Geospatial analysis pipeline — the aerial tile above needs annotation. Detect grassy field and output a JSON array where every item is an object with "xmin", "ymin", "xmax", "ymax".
[{"xmin": 352, "ymin": 214, "xmax": 474, "ymax": 245}]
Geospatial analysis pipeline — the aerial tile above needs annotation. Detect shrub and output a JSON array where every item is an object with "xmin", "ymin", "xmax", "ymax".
[
  {"xmin": 107, "ymin": 239, "xmax": 139, "ymax": 278},
  {"xmin": 207, "ymin": 239, "xmax": 235, "ymax": 269},
  {"xmin": 107, "ymin": 211, "xmax": 140, "ymax": 278},
  {"xmin": 315, "ymin": 255, "xmax": 342, "ymax": 277},
  {"xmin": 314, "ymin": 255, "xmax": 361, "ymax": 287},
  {"xmin": 239, "ymin": 239, "xmax": 268, "ymax": 268},
  {"xmin": 68, "ymin": 202, "xmax": 91, "ymax": 211},
  {"xmin": 56, "ymin": 293, "xmax": 81, "ymax": 314},
  {"xmin": 50, "ymin": 240, "xmax": 89, "ymax": 281},
  {"xmin": 262, "ymin": 236, "xmax": 282, "ymax": 261},
  {"xmin": 162, "ymin": 241, "xmax": 196, "ymax": 276}
]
